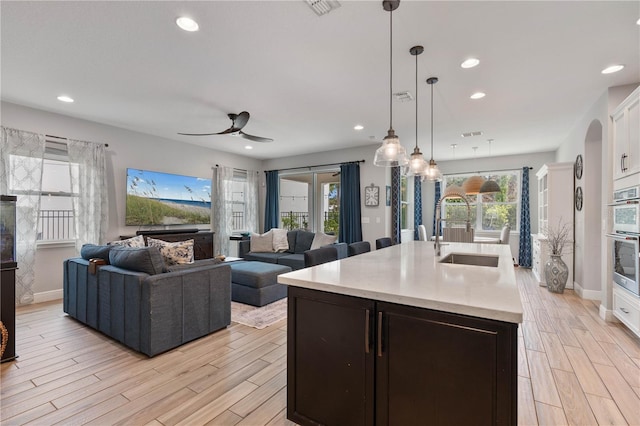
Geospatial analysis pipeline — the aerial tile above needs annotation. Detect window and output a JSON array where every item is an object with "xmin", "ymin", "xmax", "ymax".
[
  {"xmin": 231, "ymin": 170, "xmax": 247, "ymax": 232},
  {"xmin": 442, "ymin": 171, "xmax": 520, "ymax": 232},
  {"xmin": 279, "ymin": 170, "xmax": 340, "ymax": 235},
  {"xmin": 10, "ymin": 143, "xmax": 78, "ymax": 242},
  {"xmin": 400, "ymin": 175, "xmax": 411, "ymax": 229}
]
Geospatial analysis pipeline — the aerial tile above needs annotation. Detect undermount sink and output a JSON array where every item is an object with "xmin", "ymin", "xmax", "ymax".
[{"xmin": 439, "ymin": 252, "xmax": 499, "ymax": 267}]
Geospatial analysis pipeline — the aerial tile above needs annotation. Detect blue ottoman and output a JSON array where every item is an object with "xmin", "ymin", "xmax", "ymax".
[{"xmin": 228, "ymin": 261, "xmax": 291, "ymax": 306}]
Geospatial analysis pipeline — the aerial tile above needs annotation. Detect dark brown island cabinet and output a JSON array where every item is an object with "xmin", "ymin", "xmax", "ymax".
[{"xmin": 287, "ymin": 286, "xmax": 518, "ymax": 426}]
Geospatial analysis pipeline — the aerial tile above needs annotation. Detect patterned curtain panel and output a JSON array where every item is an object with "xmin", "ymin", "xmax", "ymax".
[
  {"xmin": 67, "ymin": 139, "xmax": 108, "ymax": 251},
  {"xmin": 414, "ymin": 176, "xmax": 422, "ymax": 240},
  {"xmin": 432, "ymin": 181, "xmax": 441, "ymax": 236},
  {"xmin": 212, "ymin": 166, "xmax": 234, "ymax": 256},
  {"xmin": 339, "ymin": 162, "xmax": 362, "ymax": 244},
  {"xmin": 518, "ymin": 166, "xmax": 532, "ymax": 267},
  {"xmin": 391, "ymin": 167, "xmax": 401, "ymax": 244},
  {"xmin": 245, "ymin": 171, "xmax": 260, "ymax": 234},
  {"xmin": 264, "ymin": 170, "xmax": 279, "ymax": 232},
  {"xmin": 0, "ymin": 127, "xmax": 45, "ymax": 305}
]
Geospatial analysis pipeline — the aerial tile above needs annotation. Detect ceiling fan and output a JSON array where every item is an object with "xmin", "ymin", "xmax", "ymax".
[{"xmin": 178, "ymin": 111, "xmax": 273, "ymax": 142}]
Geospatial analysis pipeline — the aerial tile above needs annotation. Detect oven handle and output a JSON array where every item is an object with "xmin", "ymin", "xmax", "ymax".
[{"xmin": 605, "ymin": 233, "xmax": 639, "ymax": 242}]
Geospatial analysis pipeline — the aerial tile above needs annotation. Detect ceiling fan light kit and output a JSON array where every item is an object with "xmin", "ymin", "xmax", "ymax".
[{"xmin": 374, "ymin": 0, "xmax": 408, "ymax": 168}]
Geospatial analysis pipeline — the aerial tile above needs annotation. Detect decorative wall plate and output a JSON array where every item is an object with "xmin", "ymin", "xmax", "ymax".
[
  {"xmin": 575, "ymin": 154, "xmax": 583, "ymax": 180},
  {"xmin": 575, "ymin": 186, "xmax": 583, "ymax": 211}
]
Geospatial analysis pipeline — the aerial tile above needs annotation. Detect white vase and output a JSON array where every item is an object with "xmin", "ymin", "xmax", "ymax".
[{"xmin": 545, "ymin": 254, "xmax": 568, "ymax": 293}]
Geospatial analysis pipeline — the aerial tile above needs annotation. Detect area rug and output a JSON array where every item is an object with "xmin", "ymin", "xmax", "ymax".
[{"xmin": 231, "ymin": 298, "xmax": 287, "ymax": 329}]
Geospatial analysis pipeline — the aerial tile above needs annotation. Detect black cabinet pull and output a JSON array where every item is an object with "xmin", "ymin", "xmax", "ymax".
[
  {"xmin": 622, "ymin": 153, "xmax": 628, "ymax": 172},
  {"xmin": 377, "ymin": 311, "xmax": 383, "ymax": 357},
  {"xmin": 365, "ymin": 309, "xmax": 370, "ymax": 353}
]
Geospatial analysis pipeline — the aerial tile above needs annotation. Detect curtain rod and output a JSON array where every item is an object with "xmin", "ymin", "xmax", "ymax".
[
  {"xmin": 46, "ymin": 134, "xmax": 109, "ymax": 147},
  {"xmin": 267, "ymin": 159, "xmax": 365, "ymax": 173},
  {"xmin": 212, "ymin": 164, "xmax": 258, "ymax": 173},
  {"xmin": 443, "ymin": 166, "xmax": 532, "ymax": 176}
]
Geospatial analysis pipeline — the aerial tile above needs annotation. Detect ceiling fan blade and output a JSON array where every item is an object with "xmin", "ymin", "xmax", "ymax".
[
  {"xmin": 178, "ymin": 127, "xmax": 236, "ymax": 136},
  {"xmin": 239, "ymin": 131, "xmax": 273, "ymax": 143},
  {"xmin": 232, "ymin": 111, "xmax": 250, "ymax": 130}
]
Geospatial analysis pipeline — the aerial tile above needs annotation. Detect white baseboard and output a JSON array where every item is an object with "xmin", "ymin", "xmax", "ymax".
[
  {"xmin": 599, "ymin": 304, "xmax": 618, "ymax": 322},
  {"xmin": 33, "ymin": 289, "xmax": 63, "ymax": 304},
  {"xmin": 573, "ymin": 282, "xmax": 601, "ymax": 300}
]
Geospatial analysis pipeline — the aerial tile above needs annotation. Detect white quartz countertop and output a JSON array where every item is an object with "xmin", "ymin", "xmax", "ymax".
[{"xmin": 278, "ymin": 241, "xmax": 523, "ymax": 324}]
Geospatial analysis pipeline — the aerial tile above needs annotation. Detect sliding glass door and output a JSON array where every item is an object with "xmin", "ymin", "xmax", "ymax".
[{"xmin": 279, "ymin": 170, "xmax": 340, "ymax": 235}]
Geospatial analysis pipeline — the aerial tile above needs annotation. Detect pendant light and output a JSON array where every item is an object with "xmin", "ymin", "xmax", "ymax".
[
  {"xmin": 374, "ymin": 0, "xmax": 408, "ymax": 167},
  {"xmin": 406, "ymin": 45, "xmax": 428, "ymax": 176},
  {"xmin": 479, "ymin": 139, "xmax": 500, "ymax": 193},
  {"xmin": 424, "ymin": 77, "xmax": 442, "ymax": 181},
  {"xmin": 462, "ymin": 147, "xmax": 486, "ymax": 194}
]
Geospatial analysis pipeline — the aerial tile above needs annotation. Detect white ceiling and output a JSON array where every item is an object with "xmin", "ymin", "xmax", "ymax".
[{"xmin": 1, "ymin": 1, "xmax": 638, "ymax": 161}]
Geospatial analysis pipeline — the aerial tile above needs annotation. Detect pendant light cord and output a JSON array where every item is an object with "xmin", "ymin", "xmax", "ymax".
[
  {"xmin": 389, "ymin": 8, "xmax": 393, "ymax": 131},
  {"xmin": 415, "ymin": 52, "xmax": 418, "ymax": 150},
  {"xmin": 430, "ymin": 82, "xmax": 434, "ymax": 159}
]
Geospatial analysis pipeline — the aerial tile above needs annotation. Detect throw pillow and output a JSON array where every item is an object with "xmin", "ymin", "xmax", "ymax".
[
  {"xmin": 271, "ymin": 228, "xmax": 289, "ymax": 252},
  {"xmin": 80, "ymin": 244, "xmax": 112, "ymax": 263},
  {"xmin": 310, "ymin": 232, "xmax": 338, "ymax": 250},
  {"xmin": 147, "ymin": 237, "xmax": 195, "ymax": 266},
  {"xmin": 109, "ymin": 235, "xmax": 145, "ymax": 248},
  {"xmin": 294, "ymin": 230, "xmax": 315, "ymax": 253},
  {"xmin": 250, "ymin": 230, "xmax": 274, "ymax": 253},
  {"xmin": 109, "ymin": 246, "xmax": 165, "ymax": 275}
]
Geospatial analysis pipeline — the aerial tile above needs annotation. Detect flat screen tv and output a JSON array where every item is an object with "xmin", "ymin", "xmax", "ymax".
[{"xmin": 126, "ymin": 168, "xmax": 211, "ymax": 226}]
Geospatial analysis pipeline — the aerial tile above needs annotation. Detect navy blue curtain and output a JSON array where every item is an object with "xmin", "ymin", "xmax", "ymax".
[
  {"xmin": 264, "ymin": 170, "xmax": 279, "ymax": 232},
  {"xmin": 414, "ymin": 176, "xmax": 422, "ymax": 240},
  {"xmin": 391, "ymin": 167, "xmax": 401, "ymax": 244},
  {"xmin": 339, "ymin": 162, "xmax": 362, "ymax": 244},
  {"xmin": 432, "ymin": 181, "xmax": 441, "ymax": 236},
  {"xmin": 518, "ymin": 167, "xmax": 532, "ymax": 267}
]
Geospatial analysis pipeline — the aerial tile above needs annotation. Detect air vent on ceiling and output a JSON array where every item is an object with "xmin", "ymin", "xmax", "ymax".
[
  {"xmin": 393, "ymin": 91, "xmax": 414, "ymax": 102},
  {"xmin": 461, "ymin": 131, "xmax": 483, "ymax": 138},
  {"xmin": 305, "ymin": 0, "xmax": 341, "ymax": 16}
]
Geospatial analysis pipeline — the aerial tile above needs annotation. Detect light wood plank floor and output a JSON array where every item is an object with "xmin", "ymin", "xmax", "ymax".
[{"xmin": 2, "ymin": 268, "xmax": 640, "ymax": 425}]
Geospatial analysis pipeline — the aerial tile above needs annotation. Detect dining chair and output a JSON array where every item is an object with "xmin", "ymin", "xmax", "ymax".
[{"xmin": 375, "ymin": 237, "xmax": 392, "ymax": 249}]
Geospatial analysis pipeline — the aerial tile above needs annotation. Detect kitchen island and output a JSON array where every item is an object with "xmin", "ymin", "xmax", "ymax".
[{"xmin": 278, "ymin": 241, "xmax": 523, "ymax": 426}]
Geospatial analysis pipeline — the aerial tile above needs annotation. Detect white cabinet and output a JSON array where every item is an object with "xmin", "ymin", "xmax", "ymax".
[
  {"xmin": 613, "ymin": 285, "xmax": 640, "ymax": 338},
  {"xmin": 532, "ymin": 163, "xmax": 574, "ymax": 288},
  {"xmin": 612, "ymin": 86, "xmax": 640, "ymax": 186}
]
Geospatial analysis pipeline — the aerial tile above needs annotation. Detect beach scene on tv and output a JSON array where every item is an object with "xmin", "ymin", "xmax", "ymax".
[{"xmin": 126, "ymin": 168, "xmax": 211, "ymax": 226}]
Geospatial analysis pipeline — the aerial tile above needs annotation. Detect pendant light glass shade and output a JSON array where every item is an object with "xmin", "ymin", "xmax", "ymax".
[
  {"xmin": 462, "ymin": 175, "xmax": 486, "ymax": 195},
  {"xmin": 425, "ymin": 77, "xmax": 441, "ymax": 181},
  {"xmin": 374, "ymin": 0, "xmax": 408, "ymax": 168},
  {"xmin": 406, "ymin": 45, "xmax": 428, "ymax": 176}
]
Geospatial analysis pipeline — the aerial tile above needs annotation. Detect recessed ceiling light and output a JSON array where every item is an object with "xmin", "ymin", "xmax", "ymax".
[
  {"xmin": 245, "ymin": 145, "xmax": 253, "ymax": 150},
  {"xmin": 601, "ymin": 65, "xmax": 624, "ymax": 74},
  {"xmin": 57, "ymin": 95, "xmax": 74, "ymax": 103},
  {"xmin": 461, "ymin": 58, "xmax": 480, "ymax": 69},
  {"xmin": 176, "ymin": 17, "xmax": 199, "ymax": 32},
  {"xmin": 354, "ymin": 125, "xmax": 364, "ymax": 130},
  {"xmin": 470, "ymin": 92, "xmax": 486, "ymax": 100},
  {"xmin": 636, "ymin": 18, "xmax": 640, "ymax": 25}
]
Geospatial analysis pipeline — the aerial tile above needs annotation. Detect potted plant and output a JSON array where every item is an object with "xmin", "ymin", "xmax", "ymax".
[{"xmin": 543, "ymin": 219, "xmax": 572, "ymax": 293}]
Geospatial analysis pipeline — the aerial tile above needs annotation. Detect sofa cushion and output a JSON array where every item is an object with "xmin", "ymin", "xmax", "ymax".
[
  {"xmin": 109, "ymin": 246, "xmax": 165, "ymax": 275},
  {"xmin": 310, "ymin": 232, "xmax": 337, "ymax": 250},
  {"xmin": 165, "ymin": 257, "xmax": 223, "ymax": 272},
  {"xmin": 294, "ymin": 230, "xmax": 315, "ymax": 253},
  {"xmin": 80, "ymin": 244, "xmax": 112, "ymax": 263},
  {"xmin": 147, "ymin": 237, "xmax": 194, "ymax": 266},
  {"xmin": 286, "ymin": 231, "xmax": 298, "ymax": 254},
  {"xmin": 277, "ymin": 253, "xmax": 305, "ymax": 270},
  {"xmin": 272, "ymin": 228, "xmax": 289, "ymax": 252},
  {"xmin": 109, "ymin": 235, "xmax": 145, "ymax": 248},
  {"xmin": 244, "ymin": 252, "xmax": 287, "ymax": 264},
  {"xmin": 250, "ymin": 230, "xmax": 274, "ymax": 253}
]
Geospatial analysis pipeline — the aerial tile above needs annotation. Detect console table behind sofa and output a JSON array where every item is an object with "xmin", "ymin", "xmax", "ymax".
[{"xmin": 120, "ymin": 231, "xmax": 215, "ymax": 260}]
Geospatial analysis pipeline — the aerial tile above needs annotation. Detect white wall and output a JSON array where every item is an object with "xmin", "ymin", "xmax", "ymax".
[
  {"xmin": 555, "ymin": 83, "xmax": 639, "ymax": 310},
  {"xmin": 421, "ymin": 151, "xmax": 556, "ymax": 263},
  {"xmin": 2, "ymin": 101, "xmax": 261, "ymax": 301}
]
